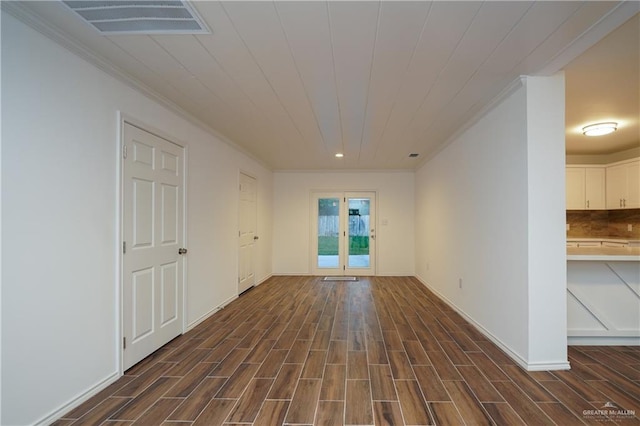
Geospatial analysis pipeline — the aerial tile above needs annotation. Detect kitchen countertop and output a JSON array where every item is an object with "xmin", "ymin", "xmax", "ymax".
[{"xmin": 567, "ymin": 246, "xmax": 640, "ymax": 261}]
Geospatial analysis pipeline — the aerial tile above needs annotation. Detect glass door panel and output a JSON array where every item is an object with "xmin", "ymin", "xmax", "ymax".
[
  {"xmin": 317, "ymin": 197, "xmax": 340, "ymax": 269},
  {"xmin": 348, "ymin": 198, "xmax": 370, "ymax": 268}
]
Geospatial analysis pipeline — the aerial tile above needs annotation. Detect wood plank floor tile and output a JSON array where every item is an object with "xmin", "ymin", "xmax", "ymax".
[
  {"xmin": 394, "ymin": 380, "xmax": 432, "ymax": 425},
  {"xmin": 71, "ymin": 397, "xmax": 131, "ymax": 426},
  {"xmin": 253, "ymin": 400, "xmax": 290, "ymax": 426},
  {"xmin": 373, "ymin": 401, "xmax": 404, "ymax": 426},
  {"xmin": 442, "ymin": 380, "xmax": 492, "ymax": 426},
  {"xmin": 540, "ymin": 380, "xmax": 605, "ymax": 424},
  {"xmin": 255, "ymin": 349, "xmax": 289, "ymax": 378},
  {"xmin": 429, "ymin": 401, "xmax": 465, "ymax": 425},
  {"xmin": 191, "ymin": 398, "xmax": 235, "ymax": 426},
  {"xmin": 204, "ymin": 338, "xmax": 240, "ymax": 363},
  {"xmin": 347, "ymin": 351, "xmax": 369, "ymax": 380},
  {"xmin": 345, "ymin": 380, "xmax": 374, "ymax": 425},
  {"xmin": 467, "ymin": 351, "xmax": 510, "ymax": 381},
  {"xmin": 316, "ymin": 401, "xmax": 345, "ymax": 425},
  {"xmin": 427, "ymin": 350, "xmax": 462, "ymax": 381},
  {"xmin": 302, "ymin": 350, "xmax": 328, "ymax": 379},
  {"xmin": 267, "ymin": 363, "xmax": 303, "ymax": 400},
  {"xmin": 439, "ymin": 341, "xmax": 472, "ymax": 366},
  {"xmin": 244, "ymin": 339, "xmax": 276, "ymax": 364},
  {"xmin": 502, "ymin": 365, "xmax": 556, "ymax": 402},
  {"xmin": 492, "ymin": 381, "xmax": 555, "ymax": 426},
  {"xmin": 226, "ymin": 378, "xmax": 274, "ymax": 423},
  {"xmin": 482, "ymin": 402, "xmax": 526, "ymax": 425},
  {"xmin": 131, "ymin": 398, "xmax": 182, "ymax": 425},
  {"xmin": 537, "ymin": 402, "xmax": 588, "ymax": 425},
  {"xmin": 320, "ymin": 363, "xmax": 346, "ymax": 401},
  {"xmin": 583, "ymin": 380, "xmax": 640, "ymax": 417},
  {"xmin": 215, "ymin": 363, "xmax": 260, "ymax": 399},
  {"xmin": 367, "ymin": 339, "xmax": 389, "ymax": 364},
  {"xmin": 456, "ymin": 365, "xmax": 504, "ymax": 402},
  {"xmin": 63, "ymin": 377, "xmax": 134, "ymax": 420},
  {"xmin": 285, "ymin": 379, "xmax": 322, "ymax": 424},
  {"xmin": 114, "ymin": 362, "xmax": 175, "ymax": 397},
  {"xmin": 403, "ymin": 340, "xmax": 431, "ymax": 365},
  {"xmin": 327, "ymin": 340, "xmax": 348, "ymax": 364},
  {"xmin": 110, "ymin": 377, "xmax": 179, "ymax": 421},
  {"xmin": 286, "ymin": 339, "xmax": 312, "ymax": 363},
  {"xmin": 369, "ymin": 364, "xmax": 397, "ymax": 401},
  {"xmin": 388, "ymin": 351, "xmax": 415, "ymax": 380},
  {"xmin": 167, "ymin": 377, "xmax": 227, "ymax": 421},
  {"xmin": 209, "ymin": 348, "xmax": 250, "ymax": 377},
  {"xmin": 414, "ymin": 365, "xmax": 451, "ymax": 402},
  {"xmin": 165, "ymin": 362, "xmax": 217, "ymax": 397}
]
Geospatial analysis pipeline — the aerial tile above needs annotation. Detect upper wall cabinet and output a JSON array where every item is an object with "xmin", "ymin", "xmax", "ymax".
[
  {"xmin": 566, "ymin": 166, "xmax": 605, "ymax": 210},
  {"xmin": 606, "ymin": 160, "xmax": 640, "ymax": 209}
]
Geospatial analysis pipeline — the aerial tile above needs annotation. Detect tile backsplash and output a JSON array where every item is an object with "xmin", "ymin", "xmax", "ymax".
[{"xmin": 566, "ymin": 209, "xmax": 640, "ymax": 239}]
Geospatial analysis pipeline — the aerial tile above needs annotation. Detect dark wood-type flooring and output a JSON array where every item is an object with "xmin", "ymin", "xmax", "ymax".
[{"xmin": 54, "ymin": 276, "xmax": 640, "ymax": 425}]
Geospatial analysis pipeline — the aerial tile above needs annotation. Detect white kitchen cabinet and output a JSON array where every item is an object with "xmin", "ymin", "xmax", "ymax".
[
  {"xmin": 566, "ymin": 166, "xmax": 605, "ymax": 210},
  {"xmin": 606, "ymin": 160, "xmax": 640, "ymax": 209}
]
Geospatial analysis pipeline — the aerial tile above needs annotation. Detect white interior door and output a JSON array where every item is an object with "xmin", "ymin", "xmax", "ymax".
[
  {"xmin": 238, "ymin": 173, "xmax": 257, "ymax": 293},
  {"xmin": 311, "ymin": 192, "xmax": 376, "ymax": 276},
  {"xmin": 123, "ymin": 122, "xmax": 184, "ymax": 370}
]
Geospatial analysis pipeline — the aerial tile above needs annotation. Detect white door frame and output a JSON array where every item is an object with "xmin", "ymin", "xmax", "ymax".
[
  {"xmin": 118, "ymin": 113, "xmax": 188, "ymax": 374},
  {"xmin": 310, "ymin": 190, "xmax": 377, "ymax": 276}
]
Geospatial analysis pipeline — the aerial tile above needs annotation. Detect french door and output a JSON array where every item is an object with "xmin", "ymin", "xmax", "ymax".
[{"xmin": 311, "ymin": 192, "xmax": 376, "ymax": 276}]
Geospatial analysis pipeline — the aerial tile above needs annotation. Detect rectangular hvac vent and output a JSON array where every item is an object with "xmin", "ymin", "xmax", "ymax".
[{"xmin": 63, "ymin": 1, "xmax": 210, "ymax": 35}]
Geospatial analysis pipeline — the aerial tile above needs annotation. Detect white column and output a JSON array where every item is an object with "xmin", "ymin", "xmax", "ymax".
[{"xmin": 525, "ymin": 73, "xmax": 570, "ymax": 370}]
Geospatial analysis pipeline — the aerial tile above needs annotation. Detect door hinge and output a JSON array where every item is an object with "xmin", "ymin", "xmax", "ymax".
[
  {"xmin": 123, "ymin": 145, "xmax": 127, "ymax": 159},
  {"xmin": 343, "ymin": 231, "xmax": 346, "ymax": 237},
  {"xmin": 343, "ymin": 265, "xmax": 346, "ymax": 271},
  {"xmin": 123, "ymin": 337, "xmax": 126, "ymax": 349},
  {"xmin": 123, "ymin": 241, "xmax": 126, "ymax": 254}
]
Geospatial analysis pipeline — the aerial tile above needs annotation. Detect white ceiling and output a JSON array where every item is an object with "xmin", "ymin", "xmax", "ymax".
[{"xmin": 6, "ymin": 1, "xmax": 639, "ymax": 170}]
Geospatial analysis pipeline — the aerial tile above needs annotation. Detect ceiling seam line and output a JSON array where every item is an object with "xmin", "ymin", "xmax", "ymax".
[
  {"xmin": 326, "ymin": 1, "xmax": 346, "ymax": 157},
  {"xmin": 412, "ymin": 1, "xmax": 537, "ymax": 150},
  {"xmin": 191, "ymin": 36, "xmax": 286, "ymax": 159},
  {"xmin": 272, "ymin": 2, "xmax": 331, "ymax": 159},
  {"xmin": 219, "ymin": 2, "xmax": 308, "ymax": 153},
  {"xmin": 371, "ymin": 1, "xmax": 434, "ymax": 161},
  {"xmin": 356, "ymin": 1, "xmax": 382, "ymax": 162}
]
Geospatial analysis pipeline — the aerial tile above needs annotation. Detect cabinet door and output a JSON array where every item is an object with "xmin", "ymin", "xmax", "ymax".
[
  {"xmin": 606, "ymin": 164, "xmax": 626, "ymax": 209},
  {"xmin": 585, "ymin": 168, "xmax": 605, "ymax": 209},
  {"xmin": 566, "ymin": 168, "xmax": 585, "ymax": 210},
  {"xmin": 626, "ymin": 161, "xmax": 639, "ymax": 208}
]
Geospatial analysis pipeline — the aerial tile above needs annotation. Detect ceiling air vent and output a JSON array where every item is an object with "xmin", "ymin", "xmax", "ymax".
[
  {"xmin": 408, "ymin": 153, "xmax": 419, "ymax": 158},
  {"xmin": 63, "ymin": 1, "xmax": 210, "ymax": 35}
]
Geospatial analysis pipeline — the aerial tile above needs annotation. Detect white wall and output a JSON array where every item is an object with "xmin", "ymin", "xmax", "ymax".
[
  {"xmin": 1, "ymin": 12, "xmax": 272, "ymax": 425},
  {"xmin": 273, "ymin": 171, "xmax": 414, "ymax": 276},
  {"xmin": 415, "ymin": 75, "xmax": 569, "ymax": 370},
  {"xmin": 415, "ymin": 84, "xmax": 530, "ymax": 363}
]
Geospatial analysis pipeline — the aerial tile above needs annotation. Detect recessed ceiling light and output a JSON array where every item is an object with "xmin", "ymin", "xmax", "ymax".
[
  {"xmin": 335, "ymin": 153, "xmax": 344, "ymax": 158},
  {"xmin": 582, "ymin": 122, "xmax": 617, "ymax": 136}
]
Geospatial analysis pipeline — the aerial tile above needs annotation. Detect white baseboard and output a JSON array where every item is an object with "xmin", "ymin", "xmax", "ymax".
[
  {"xmin": 186, "ymin": 293, "xmax": 238, "ymax": 331},
  {"xmin": 569, "ymin": 336, "xmax": 640, "ymax": 346},
  {"xmin": 414, "ymin": 275, "xmax": 570, "ymax": 372},
  {"xmin": 35, "ymin": 371, "xmax": 120, "ymax": 426}
]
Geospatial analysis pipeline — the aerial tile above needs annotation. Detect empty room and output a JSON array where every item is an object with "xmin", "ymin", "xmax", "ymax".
[{"xmin": 2, "ymin": 1, "xmax": 639, "ymax": 425}]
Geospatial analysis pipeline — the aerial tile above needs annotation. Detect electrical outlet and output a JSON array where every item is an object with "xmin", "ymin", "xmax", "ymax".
[
  {"xmin": 628, "ymin": 224, "xmax": 633, "ymax": 232},
  {"xmin": 459, "ymin": 278, "xmax": 463, "ymax": 288}
]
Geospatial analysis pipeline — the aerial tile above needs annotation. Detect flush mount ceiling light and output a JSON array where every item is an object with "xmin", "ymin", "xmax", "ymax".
[
  {"xmin": 62, "ymin": 1, "xmax": 210, "ymax": 35},
  {"xmin": 582, "ymin": 122, "xmax": 618, "ymax": 136},
  {"xmin": 335, "ymin": 153, "xmax": 344, "ymax": 158}
]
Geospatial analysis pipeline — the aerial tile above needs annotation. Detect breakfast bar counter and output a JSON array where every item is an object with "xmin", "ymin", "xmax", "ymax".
[{"xmin": 566, "ymin": 246, "xmax": 640, "ymax": 345}]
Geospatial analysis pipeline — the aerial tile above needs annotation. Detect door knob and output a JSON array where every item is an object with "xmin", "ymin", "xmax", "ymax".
[
  {"xmin": 178, "ymin": 248, "xmax": 188, "ymax": 255},
  {"xmin": 254, "ymin": 236, "xmax": 259, "ymax": 240}
]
